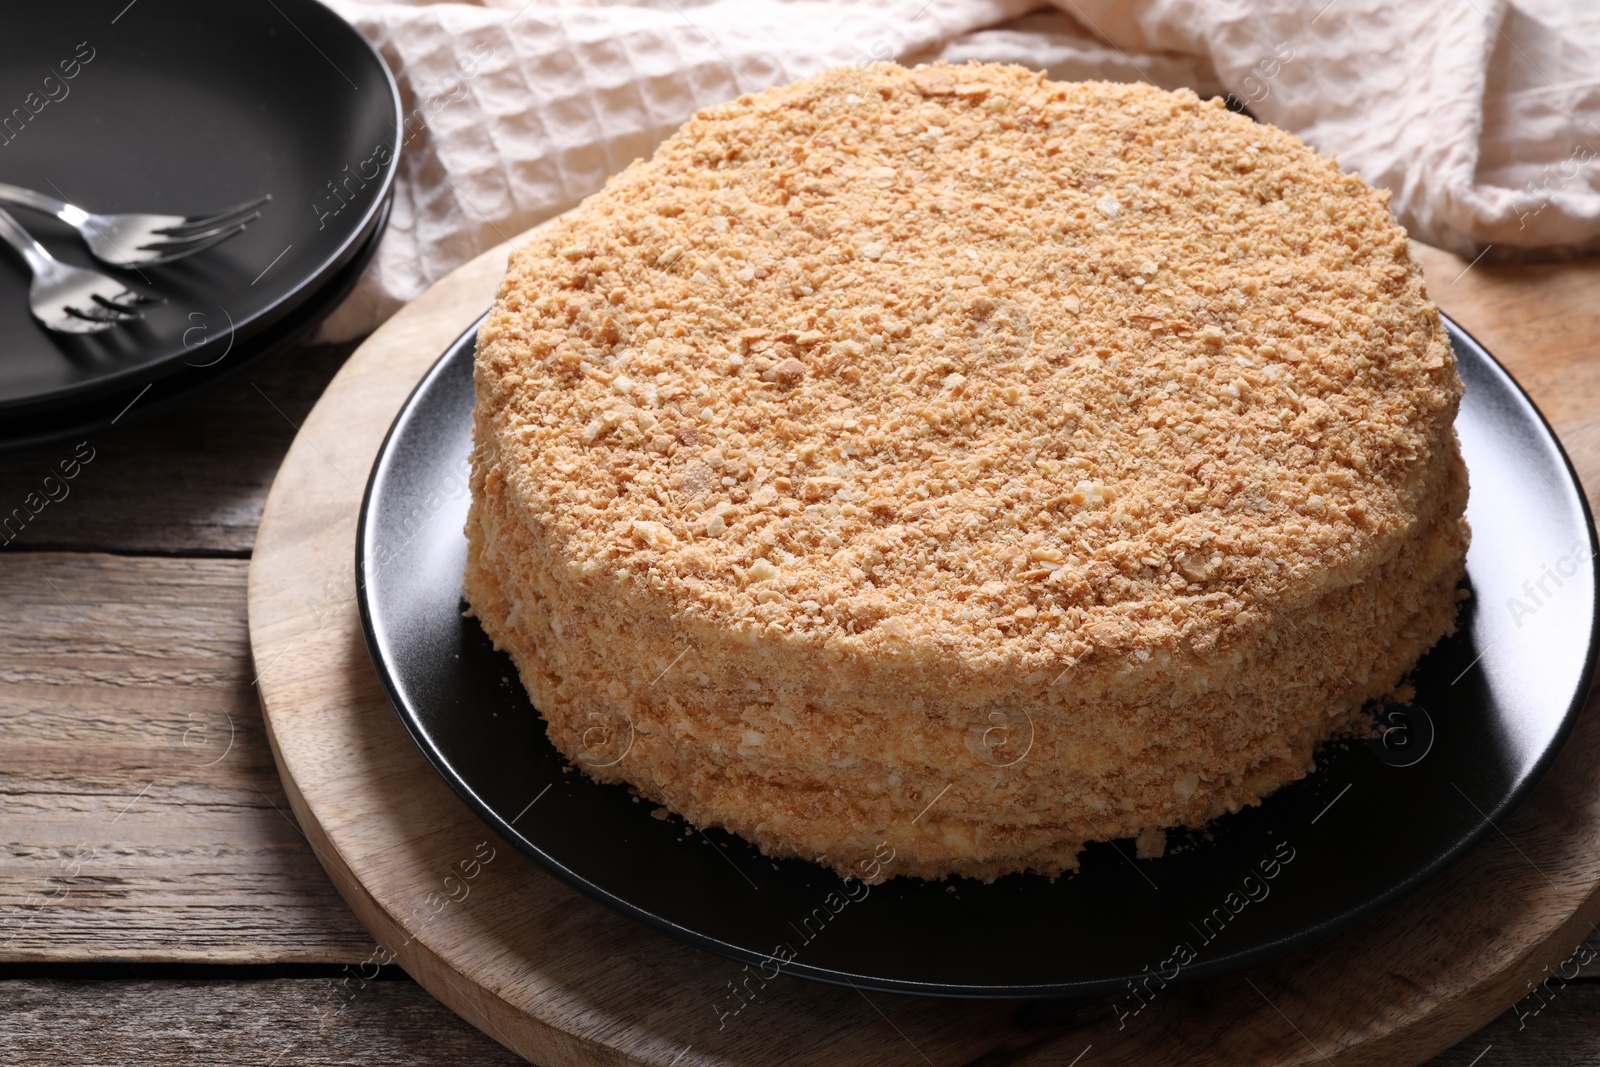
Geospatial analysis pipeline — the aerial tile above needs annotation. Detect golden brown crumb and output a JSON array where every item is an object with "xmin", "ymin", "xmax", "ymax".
[
  {"xmin": 465, "ymin": 63, "xmax": 1469, "ymax": 881},
  {"xmin": 1135, "ymin": 826, "xmax": 1168, "ymax": 860}
]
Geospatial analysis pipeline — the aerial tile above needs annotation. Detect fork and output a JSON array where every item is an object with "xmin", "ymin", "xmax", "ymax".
[
  {"xmin": 0, "ymin": 207, "xmax": 156, "ymax": 333},
  {"xmin": 0, "ymin": 182, "xmax": 268, "ymax": 268}
]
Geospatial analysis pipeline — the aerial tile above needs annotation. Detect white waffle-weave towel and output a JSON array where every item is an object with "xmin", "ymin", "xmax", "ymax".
[{"xmin": 317, "ymin": 0, "xmax": 1600, "ymax": 341}]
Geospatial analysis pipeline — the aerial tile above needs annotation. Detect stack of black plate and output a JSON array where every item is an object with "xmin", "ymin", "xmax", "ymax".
[{"xmin": 0, "ymin": 0, "xmax": 400, "ymax": 449}]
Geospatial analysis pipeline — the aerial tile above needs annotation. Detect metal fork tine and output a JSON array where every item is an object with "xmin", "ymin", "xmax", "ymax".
[
  {"xmin": 140, "ymin": 212, "xmax": 261, "ymax": 248},
  {"xmin": 152, "ymin": 194, "xmax": 273, "ymax": 235},
  {"xmin": 66, "ymin": 304, "xmax": 139, "ymax": 324},
  {"xmin": 134, "ymin": 221, "xmax": 255, "ymax": 266},
  {"xmin": 156, "ymin": 206, "xmax": 264, "ymax": 238},
  {"xmin": 53, "ymin": 313, "xmax": 118, "ymax": 333},
  {"xmin": 84, "ymin": 300, "xmax": 142, "ymax": 320},
  {"xmin": 92, "ymin": 292, "xmax": 157, "ymax": 312}
]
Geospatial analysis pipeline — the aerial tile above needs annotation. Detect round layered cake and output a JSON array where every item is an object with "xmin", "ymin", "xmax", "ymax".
[{"xmin": 465, "ymin": 63, "xmax": 1469, "ymax": 882}]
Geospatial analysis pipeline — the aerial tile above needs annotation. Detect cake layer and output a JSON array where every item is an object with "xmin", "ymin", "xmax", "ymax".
[{"xmin": 466, "ymin": 439, "xmax": 1466, "ymax": 880}]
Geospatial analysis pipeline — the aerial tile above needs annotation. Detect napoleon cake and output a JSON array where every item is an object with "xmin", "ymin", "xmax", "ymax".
[{"xmin": 464, "ymin": 62, "xmax": 1469, "ymax": 882}]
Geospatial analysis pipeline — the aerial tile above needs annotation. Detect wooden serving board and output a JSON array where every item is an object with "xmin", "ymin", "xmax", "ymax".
[{"xmin": 248, "ymin": 229, "xmax": 1600, "ymax": 1067}]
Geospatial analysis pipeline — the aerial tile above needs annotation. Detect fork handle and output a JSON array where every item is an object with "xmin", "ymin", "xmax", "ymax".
[
  {"xmin": 0, "ymin": 182, "xmax": 88, "ymax": 228},
  {"xmin": 0, "ymin": 206, "xmax": 53, "ymax": 277}
]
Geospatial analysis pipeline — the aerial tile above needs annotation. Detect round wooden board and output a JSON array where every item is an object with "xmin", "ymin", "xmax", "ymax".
[{"xmin": 248, "ymin": 227, "xmax": 1600, "ymax": 1067}]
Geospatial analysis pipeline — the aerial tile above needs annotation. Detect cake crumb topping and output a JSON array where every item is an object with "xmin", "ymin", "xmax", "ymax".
[{"xmin": 476, "ymin": 64, "xmax": 1459, "ymax": 670}]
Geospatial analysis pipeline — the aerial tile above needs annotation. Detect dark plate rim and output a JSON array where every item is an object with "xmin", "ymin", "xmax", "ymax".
[
  {"xmin": 0, "ymin": 0, "xmax": 403, "ymax": 416},
  {"xmin": 355, "ymin": 311, "xmax": 1600, "ymax": 998}
]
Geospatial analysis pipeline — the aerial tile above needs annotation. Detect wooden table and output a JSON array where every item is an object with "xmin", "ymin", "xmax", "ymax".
[{"xmin": 2, "ymin": 246, "xmax": 1597, "ymax": 1066}]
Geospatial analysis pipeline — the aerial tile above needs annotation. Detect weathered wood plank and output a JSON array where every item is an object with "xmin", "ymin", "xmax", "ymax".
[
  {"xmin": 0, "ymin": 342, "xmax": 354, "ymax": 557},
  {"xmin": 0, "ymin": 977, "xmax": 523, "ymax": 1066},
  {"xmin": 1426, "ymin": 980, "xmax": 1600, "ymax": 1065},
  {"xmin": 0, "ymin": 972, "xmax": 1596, "ymax": 1066},
  {"xmin": 0, "ymin": 553, "xmax": 372, "ymax": 962}
]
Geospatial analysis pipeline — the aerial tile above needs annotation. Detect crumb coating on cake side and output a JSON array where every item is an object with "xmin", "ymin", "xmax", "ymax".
[{"xmin": 465, "ymin": 63, "xmax": 1469, "ymax": 881}]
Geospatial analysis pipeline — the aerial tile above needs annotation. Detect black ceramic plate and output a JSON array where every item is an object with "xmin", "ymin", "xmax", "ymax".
[
  {"xmin": 0, "ymin": 195, "xmax": 389, "ymax": 452},
  {"xmin": 357, "ymin": 316, "xmax": 1599, "ymax": 998},
  {"xmin": 0, "ymin": 0, "xmax": 399, "ymax": 417}
]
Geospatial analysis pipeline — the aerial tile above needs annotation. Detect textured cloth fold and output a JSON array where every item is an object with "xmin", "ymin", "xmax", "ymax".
[
  {"xmin": 1051, "ymin": 0, "xmax": 1600, "ymax": 262},
  {"xmin": 317, "ymin": 0, "xmax": 1600, "ymax": 341}
]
